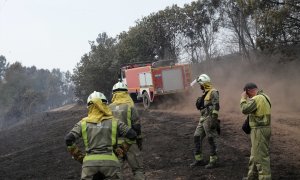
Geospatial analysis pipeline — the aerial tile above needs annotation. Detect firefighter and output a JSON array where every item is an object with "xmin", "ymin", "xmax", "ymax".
[
  {"xmin": 65, "ymin": 91, "xmax": 137, "ymax": 180},
  {"xmin": 190, "ymin": 74, "xmax": 220, "ymax": 169},
  {"xmin": 109, "ymin": 82, "xmax": 145, "ymax": 180},
  {"xmin": 241, "ymin": 83, "xmax": 272, "ymax": 180}
]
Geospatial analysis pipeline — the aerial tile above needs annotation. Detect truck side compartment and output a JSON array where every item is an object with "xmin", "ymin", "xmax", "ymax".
[{"xmin": 120, "ymin": 62, "xmax": 192, "ymax": 108}]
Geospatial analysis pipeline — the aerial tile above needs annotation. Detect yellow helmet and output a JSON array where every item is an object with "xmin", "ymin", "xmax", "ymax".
[{"xmin": 87, "ymin": 91, "xmax": 107, "ymax": 104}]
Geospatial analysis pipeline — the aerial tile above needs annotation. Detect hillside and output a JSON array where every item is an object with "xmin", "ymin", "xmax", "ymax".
[
  {"xmin": 1, "ymin": 57, "xmax": 300, "ymax": 179},
  {"xmin": 0, "ymin": 102, "xmax": 299, "ymax": 179}
]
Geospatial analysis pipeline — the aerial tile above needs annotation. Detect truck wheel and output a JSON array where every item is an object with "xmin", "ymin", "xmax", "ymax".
[{"xmin": 142, "ymin": 92, "xmax": 151, "ymax": 109}]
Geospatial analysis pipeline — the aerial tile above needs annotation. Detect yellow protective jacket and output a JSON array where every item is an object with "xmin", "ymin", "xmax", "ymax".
[{"xmin": 240, "ymin": 90, "xmax": 271, "ymax": 128}]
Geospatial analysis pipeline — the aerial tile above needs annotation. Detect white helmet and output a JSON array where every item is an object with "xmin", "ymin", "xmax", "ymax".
[
  {"xmin": 197, "ymin": 74, "xmax": 210, "ymax": 85},
  {"xmin": 112, "ymin": 82, "xmax": 128, "ymax": 92},
  {"xmin": 87, "ymin": 91, "xmax": 107, "ymax": 104}
]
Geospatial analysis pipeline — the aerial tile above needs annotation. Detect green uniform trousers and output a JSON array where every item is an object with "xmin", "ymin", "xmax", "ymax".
[
  {"xmin": 247, "ymin": 127, "xmax": 271, "ymax": 180},
  {"xmin": 120, "ymin": 144, "xmax": 145, "ymax": 180},
  {"xmin": 81, "ymin": 166, "xmax": 122, "ymax": 180},
  {"xmin": 194, "ymin": 118, "xmax": 218, "ymax": 159}
]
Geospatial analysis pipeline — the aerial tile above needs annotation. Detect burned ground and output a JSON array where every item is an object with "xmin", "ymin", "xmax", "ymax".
[
  {"xmin": 0, "ymin": 104, "xmax": 299, "ymax": 180},
  {"xmin": 1, "ymin": 58, "xmax": 300, "ymax": 179}
]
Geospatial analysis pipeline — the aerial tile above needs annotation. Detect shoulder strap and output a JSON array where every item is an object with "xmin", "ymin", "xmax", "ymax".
[{"xmin": 261, "ymin": 94, "xmax": 271, "ymax": 108}]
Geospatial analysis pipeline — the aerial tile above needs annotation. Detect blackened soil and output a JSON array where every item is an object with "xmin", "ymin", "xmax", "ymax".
[{"xmin": 0, "ymin": 105, "xmax": 299, "ymax": 180}]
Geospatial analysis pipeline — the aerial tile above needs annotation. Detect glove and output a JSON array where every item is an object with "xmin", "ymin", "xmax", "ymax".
[
  {"xmin": 136, "ymin": 138, "xmax": 143, "ymax": 151},
  {"xmin": 195, "ymin": 97, "xmax": 202, "ymax": 110},
  {"xmin": 74, "ymin": 154, "xmax": 85, "ymax": 164},
  {"xmin": 115, "ymin": 142, "xmax": 131, "ymax": 158},
  {"xmin": 121, "ymin": 142, "xmax": 130, "ymax": 152},
  {"xmin": 67, "ymin": 145, "xmax": 85, "ymax": 164},
  {"xmin": 115, "ymin": 147, "xmax": 125, "ymax": 158}
]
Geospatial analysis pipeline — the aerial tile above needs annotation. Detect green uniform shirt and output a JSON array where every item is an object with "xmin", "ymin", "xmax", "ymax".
[{"xmin": 240, "ymin": 90, "xmax": 271, "ymax": 127}]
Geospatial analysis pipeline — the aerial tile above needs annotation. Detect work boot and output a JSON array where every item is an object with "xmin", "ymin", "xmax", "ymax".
[
  {"xmin": 205, "ymin": 162, "xmax": 217, "ymax": 169},
  {"xmin": 205, "ymin": 155, "xmax": 218, "ymax": 169},
  {"xmin": 190, "ymin": 160, "xmax": 206, "ymax": 167}
]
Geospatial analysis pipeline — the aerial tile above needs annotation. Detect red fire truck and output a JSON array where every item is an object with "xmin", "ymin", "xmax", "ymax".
[{"xmin": 119, "ymin": 60, "xmax": 192, "ymax": 108}]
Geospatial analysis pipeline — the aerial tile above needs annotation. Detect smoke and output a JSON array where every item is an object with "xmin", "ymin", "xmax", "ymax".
[{"xmin": 156, "ymin": 53, "xmax": 300, "ymax": 117}]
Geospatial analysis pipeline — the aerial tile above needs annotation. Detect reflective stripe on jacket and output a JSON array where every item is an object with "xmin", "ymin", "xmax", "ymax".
[
  {"xmin": 81, "ymin": 118, "xmax": 118, "ymax": 163},
  {"xmin": 109, "ymin": 103, "xmax": 139, "ymax": 144}
]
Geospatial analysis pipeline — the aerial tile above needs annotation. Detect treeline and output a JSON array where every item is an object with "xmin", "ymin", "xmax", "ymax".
[
  {"xmin": 0, "ymin": 55, "xmax": 74, "ymax": 128},
  {"xmin": 73, "ymin": 0, "xmax": 300, "ymax": 101},
  {"xmin": 1, "ymin": 0, "xmax": 298, "ymax": 126}
]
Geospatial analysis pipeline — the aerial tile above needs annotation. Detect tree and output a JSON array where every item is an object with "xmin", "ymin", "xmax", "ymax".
[
  {"xmin": 0, "ymin": 55, "xmax": 8, "ymax": 79},
  {"xmin": 61, "ymin": 70, "xmax": 75, "ymax": 104},
  {"xmin": 117, "ymin": 5, "xmax": 183, "ymax": 64},
  {"xmin": 45, "ymin": 69, "xmax": 64, "ymax": 108},
  {"xmin": 223, "ymin": 0, "xmax": 300, "ymax": 52},
  {"xmin": 253, "ymin": 0, "xmax": 300, "ymax": 50},
  {"xmin": 72, "ymin": 33, "xmax": 119, "ymax": 101},
  {"xmin": 181, "ymin": 0, "xmax": 221, "ymax": 63},
  {"xmin": 117, "ymin": 22, "xmax": 160, "ymax": 64},
  {"xmin": 0, "ymin": 62, "xmax": 74, "ymax": 127},
  {"xmin": 220, "ymin": 0, "xmax": 259, "ymax": 61}
]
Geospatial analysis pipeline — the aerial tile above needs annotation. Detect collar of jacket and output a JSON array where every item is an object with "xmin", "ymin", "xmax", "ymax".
[
  {"xmin": 83, "ymin": 98, "xmax": 113, "ymax": 123},
  {"xmin": 111, "ymin": 91, "xmax": 134, "ymax": 107},
  {"xmin": 203, "ymin": 82, "xmax": 213, "ymax": 92},
  {"xmin": 257, "ymin": 90, "xmax": 264, "ymax": 95}
]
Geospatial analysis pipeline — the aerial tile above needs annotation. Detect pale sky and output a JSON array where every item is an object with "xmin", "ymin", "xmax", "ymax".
[{"xmin": 0, "ymin": 0, "xmax": 194, "ymax": 72}]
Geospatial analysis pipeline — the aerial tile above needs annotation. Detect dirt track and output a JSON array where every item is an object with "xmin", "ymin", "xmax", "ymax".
[{"xmin": 0, "ymin": 103, "xmax": 299, "ymax": 180}]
